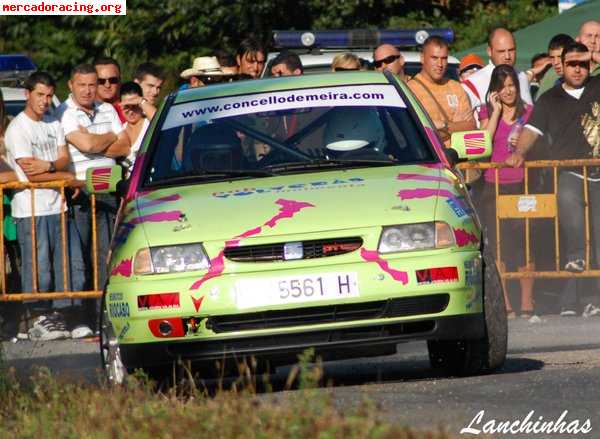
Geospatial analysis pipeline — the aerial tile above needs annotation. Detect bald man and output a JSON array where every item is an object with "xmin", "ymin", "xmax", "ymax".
[
  {"xmin": 373, "ymin": 44, "xmax": 407, "ymax": 81},
  {"xmin": 577, "ymin": 20, "xmax": 600, "ymax": 74},
  {"xmin": 462, "ymin": 27, "xmax": 532, "ymax": 114}
]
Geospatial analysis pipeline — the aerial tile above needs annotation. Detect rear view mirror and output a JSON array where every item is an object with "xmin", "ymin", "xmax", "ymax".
[
  {"xmin": 450, "ymin": 130, "xmax": 492, "ymax": 161},
  {"xmin": 85, "ymin": 166, "xmax": 122, "ymax": 194}
]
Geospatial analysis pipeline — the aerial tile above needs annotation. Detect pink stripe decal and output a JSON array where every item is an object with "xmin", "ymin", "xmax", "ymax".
[
  {"xmin": 129, "ymin": 210, "xmax": 182, "ymax": 225},
  {"xmin": 465, "ymin": 146, "xmax": 485, "ymax": 155},
  {"xmin": 397, "ymin": 188, "xmax": 456, "ymax": 201},
  {"xmin": 111, "ymin": 258, "xmax": 133, "ymax": 277},
  {"xmin": 92, "ymin": 168, "xmax": 111, "ymax": 177},
  {"xmin": 454, "ymin": 228, "xmax": 479, "ymax": 247},
  {"xmin": 93, "ymin": 182, "xmax": 110, "ymax": 191},
  {"xmin": 424, "ymin": 127, "xmax": 449, "ymax": 167},
  {"xmin": 126, "ymin": 153, "xmax": 145, "ymax": 201},
  {"xmin": 360, "ymin": 248, "xmax": 408, "ymax": 285},
  {"xmin": 190, "ymin": 199, "xmax": 315, "ymax": 290},
  {"xmin": 464, "ymin": 132, "xmax": 485, "ymax": 140},
  {"xmin": 397, "ymin": 173, "xmax": 452, "ymax": 185}
]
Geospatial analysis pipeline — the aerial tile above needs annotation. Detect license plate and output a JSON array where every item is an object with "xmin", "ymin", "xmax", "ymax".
[{"xmin": 235, "ymin": 272, "xmax": 359, "ymax": 309}]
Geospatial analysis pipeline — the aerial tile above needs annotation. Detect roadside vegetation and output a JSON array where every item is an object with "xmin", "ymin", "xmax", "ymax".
[{"xmin": 0, "ymin": 350, "xmax": 455, "ymax": 439}]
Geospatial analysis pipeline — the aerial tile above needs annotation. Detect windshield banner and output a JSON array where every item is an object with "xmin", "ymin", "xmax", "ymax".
[{"xmin": 162, "ymin": 84, "xmax": 406, "ymax": 130}]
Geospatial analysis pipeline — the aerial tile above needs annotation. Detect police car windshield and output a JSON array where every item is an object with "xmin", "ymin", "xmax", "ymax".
[{"xmin": 144, "ymin": 84, "xmax": 436, "ymax": 186}]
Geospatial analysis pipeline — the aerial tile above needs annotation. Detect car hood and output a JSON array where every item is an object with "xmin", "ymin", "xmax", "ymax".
[{"xmin": 128, "ymin": 165, "xmax": 458, "ymax": 247}]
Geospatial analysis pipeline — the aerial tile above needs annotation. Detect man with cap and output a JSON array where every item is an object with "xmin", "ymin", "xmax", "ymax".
[
  {"xmin": 458, "ymin": 54, "xmax": 484, "ymax": 81},
  {"xmin": 180, "ymin": 56, "xmax": 229, "ymax": 89}
]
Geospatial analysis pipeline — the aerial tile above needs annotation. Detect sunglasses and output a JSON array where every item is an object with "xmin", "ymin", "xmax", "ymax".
[
  {"xmin": 565, "ymin": 60, "xmax": 590, "ymax": 69},
  {"xmin": 198, "ymin": 75, "xmax": 224, "ymax": 85},
  {"xmin": 122, "ymin": 104, "xmax": 141, "ymax": 111},
  {"xmin": 98, "ymin": 76, "xmax": 120, "ymax": 86},
  {"xmin": 373, "ymin": 54, "xmax": 400, "ymax": 68},
  {"xmin": 334, "ymin": 66, "xmax": 360, "ymax": 72}
]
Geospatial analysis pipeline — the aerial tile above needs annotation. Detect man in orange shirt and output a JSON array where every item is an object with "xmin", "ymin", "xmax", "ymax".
[{"xmin": 408, "ymin": 36, "xmax": 475, "ymax": 145}]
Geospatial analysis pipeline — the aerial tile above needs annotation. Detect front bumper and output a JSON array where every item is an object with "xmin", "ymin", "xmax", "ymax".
[{"xmin": 120, "ymin": 313, "xmax": 484, "ymax": 369}]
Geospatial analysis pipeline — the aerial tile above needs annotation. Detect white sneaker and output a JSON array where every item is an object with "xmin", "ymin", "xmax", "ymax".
[
  {"xmin": 16, "ymin": 332, "xmax": 29, "ymax": 340},
  {"xmin": 582, "ymin": 303, "xmax": 600, "ymax": 318},
  {"xmin": 71, "ymin": 325, "xmax": 93, "ymax": 339},
  {"xmin": 28, "ymin": 314, "xmax": 70, "ymax": 341}
]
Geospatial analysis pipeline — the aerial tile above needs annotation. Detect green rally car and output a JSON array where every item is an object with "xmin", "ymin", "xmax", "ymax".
[{"xmin": 90, "ymin": 71, "xmax": 507, "ymax": 384}]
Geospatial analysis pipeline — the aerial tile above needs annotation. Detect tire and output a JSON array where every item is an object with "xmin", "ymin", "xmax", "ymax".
[
  {"xmin": 99, "ymin": 292, "xmax": 128, "ymax": 385},
  {"xmin": 428, "ymin": 249, "xmax": 507, "ymax": 376}
]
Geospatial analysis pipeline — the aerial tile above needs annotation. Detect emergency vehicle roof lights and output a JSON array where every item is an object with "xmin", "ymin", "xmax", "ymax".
[
  {"xmin": 0, "ymin": 55, "xmax": 36, "ymax": 80},
  {"xmin": 272, "ymin": 29, "xmax": 454, "ymax": 49}
]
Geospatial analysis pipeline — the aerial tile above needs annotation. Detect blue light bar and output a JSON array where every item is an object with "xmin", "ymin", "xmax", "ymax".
[
  {"xmin": 272, "ymin": 29, "xmax": 454, "ymax": 49},
  {"xmin": 0, "ymin": 55, "xmax": 36, "ymax": 72}
]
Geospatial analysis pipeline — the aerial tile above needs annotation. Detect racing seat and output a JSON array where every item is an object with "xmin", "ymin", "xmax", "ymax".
[{"xmin": 183, "ymin": 123, "xmax": 244, "ymax": 172}]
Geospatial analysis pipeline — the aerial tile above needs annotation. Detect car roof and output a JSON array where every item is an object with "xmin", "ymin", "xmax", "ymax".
[
  {"xmin": 173, "ymin": 71, "xmax": 399, "ymax": 105},
  {"xmin": 266, "ymin": 50, "xmax": 459, "ymax": 65},
  {"xmin": 0, "ymin": 86, "xmax": 26, "ymax": 101}
]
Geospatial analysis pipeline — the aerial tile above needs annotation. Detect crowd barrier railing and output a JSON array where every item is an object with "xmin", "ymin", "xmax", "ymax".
[
  {"xmin": 459, "ymin": 158, "xmax": 600, "ymax": 280},
  {"xmin": 0, "ymin": 179, "xmax": 102, "ymax": 301}
]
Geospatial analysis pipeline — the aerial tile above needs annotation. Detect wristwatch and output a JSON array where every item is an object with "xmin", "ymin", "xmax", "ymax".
[{"xmin": 48, "ymin": 161, "xmax": 56, "ymax": 173}]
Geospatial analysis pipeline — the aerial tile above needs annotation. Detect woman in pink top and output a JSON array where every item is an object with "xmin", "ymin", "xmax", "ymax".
[{"xmin": 477, "ymin": 64, "xmax": 534, "ymax": 319}]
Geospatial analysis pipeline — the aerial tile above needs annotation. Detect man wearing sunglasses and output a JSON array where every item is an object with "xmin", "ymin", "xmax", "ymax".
[
  {"xmin": 373, "ymin": 44, "xmax": 407, "ymax": 81},
  {"xmin": 94, "ymin": 57, "xmax": 125, "ymax": 123},
  {"xmin": 180, "ymin": 56, "xmax": 229, "ymax": 89},
  {"xmin": 506, "ymin": 43, "xmax": 600, "ymax": 316}
]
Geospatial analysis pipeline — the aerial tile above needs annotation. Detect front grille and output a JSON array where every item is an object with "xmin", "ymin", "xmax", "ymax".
[
  {"xmin": 224, "ymin": 237, "xmax": 363, "ymax": 262},
  {"xmin": 206, "ymin": 293, "xmax": 449, "ymax": 333},
  {"xmin": 167, "ymin": 320, "xmax": 436, "ymax": 359}
]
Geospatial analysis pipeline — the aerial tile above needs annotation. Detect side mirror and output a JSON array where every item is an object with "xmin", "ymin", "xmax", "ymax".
[
  {"xmin": 85, "ymin": 166, "xmax": 122, "ymax": 194},
  {"xmin": 450, "ymin": 130, "xmax": 492, "ymax": 161}
]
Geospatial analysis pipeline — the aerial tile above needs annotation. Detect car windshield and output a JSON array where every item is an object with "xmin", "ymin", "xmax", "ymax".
[{"xmin": 143, "ymin": 83, "xmax": 436, "ymax": 187}]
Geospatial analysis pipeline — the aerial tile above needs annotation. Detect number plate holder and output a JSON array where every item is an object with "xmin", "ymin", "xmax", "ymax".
[{"xmin": 235, "ymin": 272, "xmax": 360, "ymax": 309}]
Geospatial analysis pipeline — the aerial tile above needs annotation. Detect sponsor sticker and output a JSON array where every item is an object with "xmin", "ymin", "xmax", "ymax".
[
  {"xmin": 108, "ymin": 302, "xmax": 130, "ymax": 318},
  {"xmin": 164, "ymin": 85, "xmax": 406, "ymax": 130}
]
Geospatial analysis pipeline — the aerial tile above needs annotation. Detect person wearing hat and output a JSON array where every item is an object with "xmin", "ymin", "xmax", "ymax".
[
  {"xmin": 459, "ymin": 53, "xmax": 484, "ymax": 81},
  {"xmin": 180, "ymin": 56, "xmax": 228, "ymax": 89}
]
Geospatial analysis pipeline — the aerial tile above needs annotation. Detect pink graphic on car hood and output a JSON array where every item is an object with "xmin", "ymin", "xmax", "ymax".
[
  {"xmin": 397, "ymin": 188, "xmax": 457, "ymax": 202},
  {"xmin": 110, "ymin": 258, "xmax": 133, "ymax": 278},
  {"xmin": 360, "ymin": 248, "xmax": 408, "ymax": 285},
  {"xmin": 396, "ymin": 173, "xmax": 453, "ymax": 185},
  {"xmin": 454, "ymin": 228, "xmax": 479, "ymax": 247},
  {"xmin": 190, "ymin": 198, "xmax": 315, "ymax": 290}
]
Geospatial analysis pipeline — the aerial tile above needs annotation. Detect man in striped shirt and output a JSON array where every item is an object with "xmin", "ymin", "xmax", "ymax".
[{"xmin": 57, "ymin": 63, "xmax": 130, "ymax": 328}]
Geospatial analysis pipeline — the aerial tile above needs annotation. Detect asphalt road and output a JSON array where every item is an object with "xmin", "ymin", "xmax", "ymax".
[{"xmin": 3, "ymin": 315, "xmax": 600, "ymax": 438}]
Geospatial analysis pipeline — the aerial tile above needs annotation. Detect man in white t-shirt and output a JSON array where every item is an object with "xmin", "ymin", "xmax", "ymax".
[
  {"xmin": 57, "ymin": 63, "xmax": 130, "ymax": 328},
  {"xmin": 5, "ymin": 71, "xmax": 85, "ymax": 340},
  {"xmin": 462, "ymin": 28, "xmax": 533, "ymax": 117}
]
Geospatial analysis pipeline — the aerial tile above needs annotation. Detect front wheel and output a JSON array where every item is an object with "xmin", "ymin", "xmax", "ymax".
[
  {"xmin": 99, "ymin": 293, "xmax": 128, "ymax": 385},
  {"xmin": 428, "ymin": 251, "xmax": 507, "ymax": 376}
]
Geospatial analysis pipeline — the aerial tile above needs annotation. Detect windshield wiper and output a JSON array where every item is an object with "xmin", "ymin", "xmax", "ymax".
[
  {"xmin": 149, "ymin": 169, "xmax": 277, "ymax": 186},
  {"xmin": 263, "ymin": 158, "xmax": 398, "ymax": 172}
]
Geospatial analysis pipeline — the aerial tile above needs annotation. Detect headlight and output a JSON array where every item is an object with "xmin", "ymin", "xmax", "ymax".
[
  {"xmin": 133, "ymin": 243, "xmax": 211, "ymax": 275},
  {"xmin": 378, "ymin": 222, "xmax": 455, "ymax": 253}
]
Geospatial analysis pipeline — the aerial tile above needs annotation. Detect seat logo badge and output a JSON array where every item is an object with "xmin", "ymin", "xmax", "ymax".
[{"xmin": 284, "ymin": 242, "xmax": 303, "ymax": 260}]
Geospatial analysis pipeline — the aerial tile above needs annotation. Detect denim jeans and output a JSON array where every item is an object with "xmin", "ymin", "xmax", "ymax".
[
  {"xmin": 70, "ymin": 191, "xmax": 118, "ymax": 326},
  {"xmin": 557, "ymin": 172, "xmax": 600, "ymax": 309},
  {"xmin": 15, "ymin": 213, "xmax": 86, "ymax": 309}
]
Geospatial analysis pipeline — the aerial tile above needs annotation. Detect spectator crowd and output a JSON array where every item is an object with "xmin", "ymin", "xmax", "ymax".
[{"xmin": 0, "ymin": 20, "xmax": 600, "ymax": 341}]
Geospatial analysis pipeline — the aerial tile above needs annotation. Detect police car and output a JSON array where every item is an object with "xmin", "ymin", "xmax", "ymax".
[
  {"xmin": 0, "ymin": 55, "xmax": 60, "ymax": 116},
  {"xmin": 262, "ymin": 29, "xmax": 460, "ymax": 79}
]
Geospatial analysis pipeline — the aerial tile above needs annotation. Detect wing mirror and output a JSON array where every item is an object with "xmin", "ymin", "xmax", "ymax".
[{"xmin": 449, "ymin": 130, "xmax": 492, "ymax": 161}]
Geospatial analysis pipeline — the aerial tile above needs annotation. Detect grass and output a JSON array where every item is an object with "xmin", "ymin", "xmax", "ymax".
[{"xmin": 0, "ymin": 349, "xmax": 455, "ymax": 439}]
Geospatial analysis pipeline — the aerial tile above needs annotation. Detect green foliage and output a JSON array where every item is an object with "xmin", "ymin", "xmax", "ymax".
[
  {"xmin": 0, "ymin": 0, "xmax": 556, "ymax": 98},
  {"xmin": 0, "ymin": 365, "xmax": 456, "ymax": 438}
]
